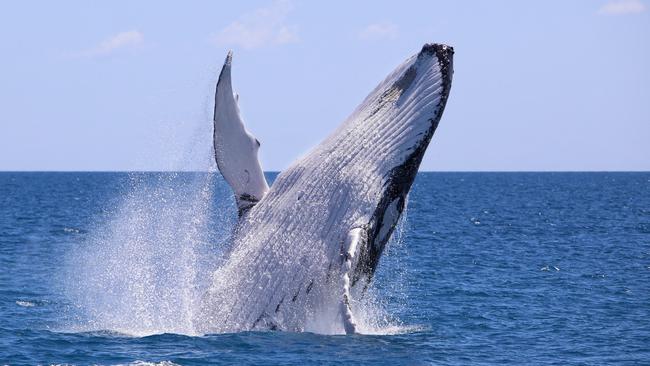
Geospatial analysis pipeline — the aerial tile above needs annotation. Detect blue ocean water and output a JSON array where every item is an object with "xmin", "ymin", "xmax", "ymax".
[{"xmin": 1, "ymin": 172, "xmax": 649, "ymax": 365}]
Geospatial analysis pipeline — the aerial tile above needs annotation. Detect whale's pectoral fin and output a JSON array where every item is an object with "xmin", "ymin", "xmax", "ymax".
[
  {"xmin": 339, "ymin": 227, "xmax": 366, "ymax": 334},
  {"xmin": 213, "ymin": 51, "xmax": 269, "ymax": 216}
]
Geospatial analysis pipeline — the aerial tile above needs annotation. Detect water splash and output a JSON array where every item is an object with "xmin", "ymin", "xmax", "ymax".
[
  {"xmin": 353, "ymin": 205, "xmax": 412, "ymax": 335},
  {"xmin": 62, "ymin": 170, "xmax": 415, "ymax": 337},
  {"xmin": 64, "ymin": 171, "xmax": 236, "ymax": 336},
  {"xmin": 62, "ymin": 171, "xmax": 414, "ymax": 336}
]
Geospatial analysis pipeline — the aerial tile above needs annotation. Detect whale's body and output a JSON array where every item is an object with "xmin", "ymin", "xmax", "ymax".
[{"xmin": 198, "ymin": 44, "xmax": 453, "ymax": 334}]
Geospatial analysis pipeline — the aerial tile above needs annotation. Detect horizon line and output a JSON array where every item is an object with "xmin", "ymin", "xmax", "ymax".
[{"xmin": 1, "ymin": 170, "xmax": 649, "ymax": 174}]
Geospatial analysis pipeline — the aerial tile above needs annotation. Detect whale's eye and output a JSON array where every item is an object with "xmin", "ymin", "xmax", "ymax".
[{"xmin": 255, "ymin": 139, "xmax": 261, "ymax": 147}]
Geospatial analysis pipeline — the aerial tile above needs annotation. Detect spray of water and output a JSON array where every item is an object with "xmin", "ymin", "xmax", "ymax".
[
  {"xmin": 351, "ymin": 204, "xmax": 417, "ymax": 335},
  {"xmin": 62, "ymin": 113, "xmax": 412, "ymax": 336},
  {"xmin": 64, "ymin": 171, "xmax": 237, "ymax": 336},
  {"xmin": 62, "ymin": 173, "xmax": 414, "ymax": 336}
]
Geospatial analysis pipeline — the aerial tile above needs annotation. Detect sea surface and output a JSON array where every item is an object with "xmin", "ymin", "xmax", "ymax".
[{"xmin": 1, "ymin": 172, "xmax": 649, "ymax": 365}]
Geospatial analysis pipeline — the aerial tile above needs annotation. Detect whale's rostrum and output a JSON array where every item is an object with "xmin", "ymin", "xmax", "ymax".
[{"xmin": 199, "ymin": 43, "xmax": 454, "ymax": 334}]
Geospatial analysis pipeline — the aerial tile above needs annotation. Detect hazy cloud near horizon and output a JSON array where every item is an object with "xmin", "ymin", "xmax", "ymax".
[
  {"xmin": 74, "ymin": 30, "xmax": 144, "ymax": 57},
  {"xmin": 358, "ymin": 23, "xmax": 399, "ymax": 41},
  {"xmin": 213, "ymin": 0, "xmax": 299, "ymax": 49},
  {"xmin": 598, "ymin": 0, "xmax": 646, "ymax": 15}
]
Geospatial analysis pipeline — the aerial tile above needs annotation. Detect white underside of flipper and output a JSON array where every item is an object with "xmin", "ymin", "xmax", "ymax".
[
  {"xmin": 213, "ymin": 51, "xmax": 269, "ymax": 215},
  {"xmin": 339, "ymin": 228, "xmax": 365, "ymax": 334}
]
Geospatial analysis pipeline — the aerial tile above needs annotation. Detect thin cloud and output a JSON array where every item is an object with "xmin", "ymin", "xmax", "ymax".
[
  {"xmin": 77, "ymin": 30, "xmax": 144, "ymax": 57},
  {"xmin": 214, "ymin": 0, "xmax": 298, "ymax": 49},
  {"xmin": 598, "ymin": 0, "xmax": 646, "ymax": 15},
  {"xmin": 358, "ymin": 23, "xmax": 399, "ymax": 41}
]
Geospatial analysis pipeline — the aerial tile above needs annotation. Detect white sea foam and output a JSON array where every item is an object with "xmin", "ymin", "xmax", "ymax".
[{"xmin": 115, "ymin": 362, "xmax": 180, "ymax": 366}]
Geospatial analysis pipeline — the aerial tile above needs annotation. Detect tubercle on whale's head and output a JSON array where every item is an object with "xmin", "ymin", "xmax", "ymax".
[{"xmin": 420, "ymin": 43, "xmax": 454, "ymax": 60}]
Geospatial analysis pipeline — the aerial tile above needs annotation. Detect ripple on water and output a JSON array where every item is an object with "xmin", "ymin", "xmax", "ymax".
[
  {"xmin": 15, "ymin": 300, "xmax": 36, "ymax": 307},
  {"xmin": 2, "ymin": 172, "xmax": 650, "ymax": 365}
]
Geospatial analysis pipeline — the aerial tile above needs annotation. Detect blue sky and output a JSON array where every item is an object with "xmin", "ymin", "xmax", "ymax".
[{"xmin": 0, "ymin": 1, "xmax": 648, "ymax": 171}]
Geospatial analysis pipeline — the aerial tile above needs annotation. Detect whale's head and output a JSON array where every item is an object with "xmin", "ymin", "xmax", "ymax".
[{"xmin": 343, "ymin": 43, "xmax": 454, "ymax": 286}]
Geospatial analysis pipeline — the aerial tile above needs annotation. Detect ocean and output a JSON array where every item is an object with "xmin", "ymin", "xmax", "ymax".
[{"xmin": 1, "ymin": 172, "xmax": 648, "ymax": 365}]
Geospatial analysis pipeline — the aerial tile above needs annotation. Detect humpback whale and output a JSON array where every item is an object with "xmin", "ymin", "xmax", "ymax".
[{"xmin": 199, "ymin": 43, "xmax": 454, "ymax": 334}]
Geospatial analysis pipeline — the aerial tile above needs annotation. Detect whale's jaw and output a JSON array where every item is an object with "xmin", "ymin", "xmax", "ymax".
[
  {"xmin": 199, "ymin": 44, "xmax": 453, "ymax": 334},
  {"xmin": 353, "ymin": 44, "xmax": 454, "ymax": 285}
]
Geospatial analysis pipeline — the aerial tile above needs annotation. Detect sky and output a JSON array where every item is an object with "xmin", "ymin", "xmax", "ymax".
[{"xmin": 0, "ymin": 0, "xmax": 648, "ymax": 171}]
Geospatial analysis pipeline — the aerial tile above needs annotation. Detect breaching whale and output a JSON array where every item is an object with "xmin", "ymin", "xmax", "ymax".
[{"xmin": 199, "ymin": 43, "xmax": 454, "ymax": 334}]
